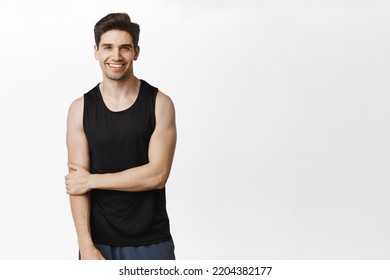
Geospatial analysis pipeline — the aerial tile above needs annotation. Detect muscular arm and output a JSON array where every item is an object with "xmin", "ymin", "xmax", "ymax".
[
  {"xmin": 66, "ymin": 91, "xmax": 176, "ymax": 194},
  {"xmin": 66, "ymin": 97, "xmax": 104, "ymax": 260}
]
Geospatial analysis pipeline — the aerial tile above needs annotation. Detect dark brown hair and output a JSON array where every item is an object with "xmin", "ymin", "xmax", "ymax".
[{"xmin": 94, "ymin": 13, "xmax": 140, "ymax": 49}]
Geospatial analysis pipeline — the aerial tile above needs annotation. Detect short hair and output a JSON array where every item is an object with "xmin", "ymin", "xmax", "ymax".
[{"xmin": 94, "ymin": 13, "xmax": 140, "ymax": 49}]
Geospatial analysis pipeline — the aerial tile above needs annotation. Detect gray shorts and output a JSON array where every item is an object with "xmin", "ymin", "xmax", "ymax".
[{"xmin": 91, "ymin": 239, "xmax": 175, "ymax": 260}]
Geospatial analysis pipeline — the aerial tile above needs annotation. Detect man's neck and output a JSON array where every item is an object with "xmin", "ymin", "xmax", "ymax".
[{"xmin": 100, "ymin": 75, "xmax": 140, "ymax": 100}]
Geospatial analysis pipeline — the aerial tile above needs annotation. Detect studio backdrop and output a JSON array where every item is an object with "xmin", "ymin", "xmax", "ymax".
[{"xmin": 0, "ymin": 0, "xmax": 389, "ymax": 259}]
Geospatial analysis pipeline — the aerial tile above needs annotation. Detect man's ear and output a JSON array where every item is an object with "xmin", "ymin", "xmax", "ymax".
[
  {"xmin": 134, "ymin": 46, "xmax": 140, "ymax": 61},
  {"xmin": 94, "ymin": 45, "xmax": 98, "ymax": 60}
]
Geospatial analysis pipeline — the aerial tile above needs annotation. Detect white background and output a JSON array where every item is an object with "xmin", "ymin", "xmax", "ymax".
[{"xmin": 0, "ymin": 0, "xmax": 389, "ymax": 260}]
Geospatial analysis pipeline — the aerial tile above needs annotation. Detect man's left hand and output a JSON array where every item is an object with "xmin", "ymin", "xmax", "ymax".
[{"xmin": 65, "ymin": 163, "xmax": 93, "ymax": 195}]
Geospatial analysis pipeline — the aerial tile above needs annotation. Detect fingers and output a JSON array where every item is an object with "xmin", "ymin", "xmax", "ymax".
[
  {"xmin": 65, "ymin": 179, "xmax": 70, "ymax": 193},
  {"xmin": 64, "ymin": 163, "xmax": 89, "ymax": 196},
  {"xmin": 64, "ymin": 173, "xmax": 71, "ymax": 194}
]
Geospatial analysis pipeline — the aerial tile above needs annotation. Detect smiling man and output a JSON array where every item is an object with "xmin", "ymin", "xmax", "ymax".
[{"xmin": 65, "ymin": 13, "xmax": 176, "ymax": 260}]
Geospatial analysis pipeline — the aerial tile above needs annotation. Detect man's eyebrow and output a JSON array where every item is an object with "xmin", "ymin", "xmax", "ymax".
[
  {"xmin": 121, "ymin": 44, "xmax": 134, "ymax": 48},
  {"xmin": 100, "ymin": 43, "xmax": 134, "ymax": 48}
]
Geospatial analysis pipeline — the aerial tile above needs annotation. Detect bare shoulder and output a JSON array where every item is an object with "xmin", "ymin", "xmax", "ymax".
[
  {"xmin": 67, "ymin": 96, "xmax": 84, "ymax": 127},
  {"xmin": 66, "ymin": 95, "xmax": 89, "ymax": 167},
  {"xmin": 68, "ymin": 96, "xmax": 84, "ymax": 113},
  {"xmin": 156, "ymin": 90, "xmax": 175, "ymax": 113},
  {"xmin": 155, "ymin": 90, "xmax": 176, "ymax": 126}
]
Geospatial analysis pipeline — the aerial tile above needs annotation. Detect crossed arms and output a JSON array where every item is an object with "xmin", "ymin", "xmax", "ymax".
[
  {"xmin": 65, "ymin": 91, "xmax": 176, "ymax": 259},
  {"xmin": 65, "ymin": 91, "xmax": 176, "ymax": 194}
]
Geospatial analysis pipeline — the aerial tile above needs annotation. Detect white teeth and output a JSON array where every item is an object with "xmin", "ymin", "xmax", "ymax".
[{"xmin": 109, "ymin": 64, "xmax": 124, "ymax": 68}]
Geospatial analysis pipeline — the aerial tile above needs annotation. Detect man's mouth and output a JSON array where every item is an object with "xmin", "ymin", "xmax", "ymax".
[{"xmin": 108, "ymin": 63, "xmax": 125, "ymax": 68}]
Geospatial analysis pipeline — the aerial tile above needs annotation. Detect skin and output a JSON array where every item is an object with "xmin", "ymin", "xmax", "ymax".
[{"xmin": 65, "ymin": 30, "xmax": 177, "ymax": 260}]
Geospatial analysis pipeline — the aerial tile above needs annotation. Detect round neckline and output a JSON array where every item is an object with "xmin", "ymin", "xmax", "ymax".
[{"xmin": 97, "ymin": 80, "xmax": 143, "ymax": 114}]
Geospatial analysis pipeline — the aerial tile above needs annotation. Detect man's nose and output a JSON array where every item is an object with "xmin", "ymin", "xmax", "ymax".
[{"xmin": 112, "ymin": 48, "xmax": 122, "ymax": 60}]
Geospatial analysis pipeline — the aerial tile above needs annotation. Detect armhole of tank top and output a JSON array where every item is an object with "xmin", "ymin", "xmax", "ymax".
[
  {"xmin": 82, "ymin": 93, "xmax": 87, "ymax": 132},
  {"xmin": 152, "ymin": 87, "xmax": 158, "ymax": 128}
]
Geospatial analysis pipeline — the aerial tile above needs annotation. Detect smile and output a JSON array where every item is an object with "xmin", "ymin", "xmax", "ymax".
[{"xmin": 108, "ymin": 63, "xmax": 125, "ymax": 68}]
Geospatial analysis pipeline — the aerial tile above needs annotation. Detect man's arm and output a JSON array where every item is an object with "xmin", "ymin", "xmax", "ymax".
[
  {"xmin": 65, "ymin": 91, "xmax": 176, "ymax": 194},
  {"xmin": 66, "ymin": 97, "xmax": 104, "ymax": 260}
]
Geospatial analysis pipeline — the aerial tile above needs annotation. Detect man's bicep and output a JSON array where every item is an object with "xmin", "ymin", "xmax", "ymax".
[
  {"xmin": 66, "ymin": 98, "xmax": 90, "ymax": 170},
  {"xmin": 148, "ymin": 92, "xmax": 177, "ymax": 169}
]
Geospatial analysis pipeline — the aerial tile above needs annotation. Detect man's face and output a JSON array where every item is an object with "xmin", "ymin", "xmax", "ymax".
[{"xmin": 94, "ymin": 30, "xmax": 139, "ymax": 81}]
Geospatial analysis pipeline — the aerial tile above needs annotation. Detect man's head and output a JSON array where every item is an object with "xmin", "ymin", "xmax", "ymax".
[{"xmin": 94, "ymin": 13, "xmax": 140, "ymax": 50}]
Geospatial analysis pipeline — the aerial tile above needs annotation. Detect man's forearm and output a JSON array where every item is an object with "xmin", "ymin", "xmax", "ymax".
[
  {"xmin": 69, "ymin": 194, "xmax": 95, "ymax": 251},
  {"xmin": 92, "ymin": 163, "xmax": 167, "ymax": 192}
]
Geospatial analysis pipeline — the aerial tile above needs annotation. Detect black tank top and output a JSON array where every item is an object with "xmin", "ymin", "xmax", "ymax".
[{"xmin": 83, "ymin": 79, "xmax": 172, "ymax": 246}]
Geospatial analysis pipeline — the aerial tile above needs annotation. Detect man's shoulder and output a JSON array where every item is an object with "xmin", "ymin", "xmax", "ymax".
[
  {"xmin": 68, "ymin": 96, "xmax": 84, "ymax": 117},
  {"xmin": 156, "ymin": 90, "xmax": 173, "ymax": 103},
  {"xmin": 84, "ymin": 84, "xmax": 100, "ymax": 98},
  {"xmin": 155, "ymin": 90, "xmax": 175, "ymax": 118},
  {"xmin": 140, "ymin": 79, "xmax": 158, "ymax": 95},
  {"xmin": 71, "ymin": 84, "xmax": 101, "ymax": 110},
  {"xmin": 140, "ymin": 79, "xmax": 172, "ymax": 102}
]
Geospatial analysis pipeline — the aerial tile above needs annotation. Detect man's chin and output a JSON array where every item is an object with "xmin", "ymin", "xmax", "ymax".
[{"xmin": 104, "ymin": 73, "xmax": 130, "ymax": 81}]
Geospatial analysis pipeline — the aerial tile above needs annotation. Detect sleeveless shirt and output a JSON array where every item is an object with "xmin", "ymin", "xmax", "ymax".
[{"xmin": 83, "ymin": 79, "xmax": 172, "ymax": 246}]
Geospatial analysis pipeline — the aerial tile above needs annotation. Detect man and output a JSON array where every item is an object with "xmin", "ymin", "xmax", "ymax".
[{"xmin": 65, "ymin": 13, "xmax": 176, "ymax": 260}]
